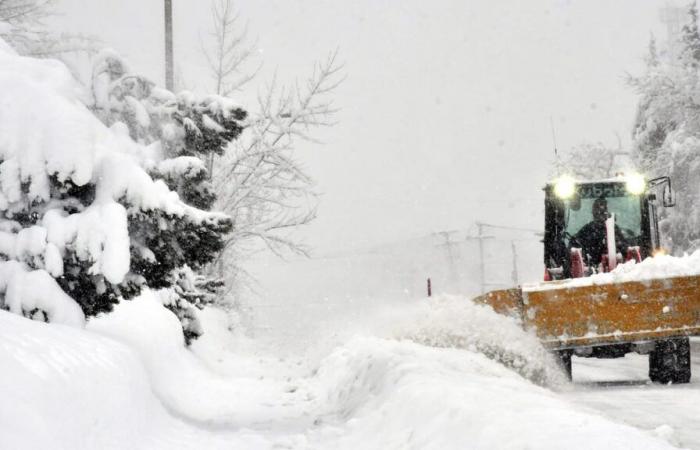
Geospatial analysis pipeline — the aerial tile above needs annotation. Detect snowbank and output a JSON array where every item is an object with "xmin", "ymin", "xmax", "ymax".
[
  {"xmin": 306, "ymin": 337, "xmax": 676, "ymax": 450},
  {"xmin": 88, "ymin": 292, "xmax": 310, "ymax": 427},
  {"xmin": 0, "ymin": 293, "xmax": 651, "ymax": 449},
  {"xmin": 1, "ymin": 295, "xmax": 678, "ymax": 449},
  {"xmin": 0, "ymin": 310, "xmax": 269, "ymax": 450},
  {"xmin": 0, "ymin": 261, "xmax": 84, "ymax": 326}
]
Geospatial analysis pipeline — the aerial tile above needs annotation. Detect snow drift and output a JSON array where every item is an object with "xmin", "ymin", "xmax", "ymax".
[
  {"xmin": 0, "ymin": 309, "xmax": 269, "ymax": 450},
  {"xmin": 0, "ymin": 295, "xmax": 679, "ymax": 450},
  {"xmin": 391, "ymin": 295, "xmax": 566, "ymax": 386}
]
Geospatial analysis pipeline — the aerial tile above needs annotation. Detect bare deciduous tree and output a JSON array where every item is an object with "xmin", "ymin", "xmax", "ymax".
[
  {"xmin": 200, "ymin": 0, "xmax": 343, "ymax": 307},
  {"xmin": 215, "ymin": 51, "xmax": 342, "ymax": 252},
  {"xmin": 202, "ymin": 0, "xmax": 260, "ymax": 96},
  {"xmin": 0, "ymin": 0, "xmax": 96, "ymax": 58},
  {"xmin": 212, "ymin": 52, "xmax": 343, "ymax": 294},
  {"xmin": 0, "ymin": 0, "xmax": 52, "ymax": 25}
]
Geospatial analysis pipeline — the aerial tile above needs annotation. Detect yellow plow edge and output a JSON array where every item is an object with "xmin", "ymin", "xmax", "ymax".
[{"xmin": 473, "ymin": 274, "xmax": 700, "ymax": 350}]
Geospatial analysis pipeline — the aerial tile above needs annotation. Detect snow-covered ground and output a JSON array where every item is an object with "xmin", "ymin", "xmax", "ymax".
[
  {"xmin": 0, "ymin": 292, "xmax": 690, "ymax": 450},
  {"xmin": 566, "ymin": 341, "xmax": 700, "ymax": 449}
]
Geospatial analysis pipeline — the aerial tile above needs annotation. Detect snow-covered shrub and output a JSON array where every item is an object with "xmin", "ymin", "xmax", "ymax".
[{"xmin": 0, "ymin": 39, "xmax": 244, "ymax": 342}]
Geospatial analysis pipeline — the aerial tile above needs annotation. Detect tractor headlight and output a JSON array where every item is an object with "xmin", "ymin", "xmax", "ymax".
[
  {"xmin": 625, "ymin": 173, "xmax": 646, "ymax": 195},
  {"xmin": 554, "ymin": 175, "xmax": 576, "ymax": 199},
  {"xmin": 652, "ymin": 248, "xmax": 667, "ymax": 257}
]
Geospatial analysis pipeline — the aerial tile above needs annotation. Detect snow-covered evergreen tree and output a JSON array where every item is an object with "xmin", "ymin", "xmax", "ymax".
[
  {"xmin": 0, "ymin": 40, "xmax": 245, "ymax": 343},
  {"xmin": 630, "ymin": 5, "xmax": 700, "ymax": 253},
  {"xmin": 681, "ymin": 3, "xmax": 700, "ymax": 67},
  {"xmin": 88, "ymin": 50, "xmax": 246, "ymax": 342}
]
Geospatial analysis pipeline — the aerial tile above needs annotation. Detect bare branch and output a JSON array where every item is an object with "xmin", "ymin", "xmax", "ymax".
[
  {"xmin": 0, "ymin": 0, "xmax": 54, "ymax": 25},
  {"xmin": 0, "ymin": 1, "xmax": 99, "ymax": 59},
  {"xmin": 201, "ymin": 0, "xmax": 261, "ymax": 95}
]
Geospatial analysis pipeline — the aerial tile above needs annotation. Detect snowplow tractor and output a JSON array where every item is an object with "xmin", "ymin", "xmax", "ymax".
[
  {"xmin": 474, "ymin": 175, "xmax": 700, "ymax": 383},
  {"xmin": 543, "ymin": 175, "xmax": 673, "ymax": 281}
]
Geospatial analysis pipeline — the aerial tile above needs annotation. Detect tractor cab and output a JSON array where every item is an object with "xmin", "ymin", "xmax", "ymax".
[{"xmin": 543, "ymin": 174, "xmax": 674, "ymax": 280}]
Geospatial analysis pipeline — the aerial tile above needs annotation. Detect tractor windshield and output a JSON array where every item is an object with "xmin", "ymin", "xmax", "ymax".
[{"xmin": 563, "ymin": 183, "xmax": 642, "ymax": 247}]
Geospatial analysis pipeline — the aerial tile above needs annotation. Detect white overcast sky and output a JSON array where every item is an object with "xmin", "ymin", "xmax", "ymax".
[{"xmin": 49, "ymin": 0, "xmax": 677, "ymax": 252}]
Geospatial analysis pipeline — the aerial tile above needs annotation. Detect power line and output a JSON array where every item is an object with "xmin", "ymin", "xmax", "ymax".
[{"xmin": 475, "ymin": 221, "xmax": 541, "ymax": 235}]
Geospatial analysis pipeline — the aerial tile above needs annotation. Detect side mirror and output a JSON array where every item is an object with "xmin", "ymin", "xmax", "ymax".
[
  {"xmin": 663, "ymin": 185, "xmax": 675, "ymax": 207},
  {"xmin": 648, "ymin": 176, "xmax": 676, "ymax": 208}
]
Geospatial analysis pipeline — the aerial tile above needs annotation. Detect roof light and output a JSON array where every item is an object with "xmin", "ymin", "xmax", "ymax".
[
  {"xmin": 553, "ymin": 175, "xmax": 576, "ymax": 199},
  {"xmin": 625, "ymin": 173, "xmax": 646, "ymax": 195}
]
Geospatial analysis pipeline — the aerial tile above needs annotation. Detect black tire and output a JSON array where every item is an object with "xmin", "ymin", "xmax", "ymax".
[
  {"xmin": 649, "ymin": 337, "xmax": 691, "ymax": 384},
  {"xmin": 554, "ymin": 349, "xmax": 573, "ymax": 381}
]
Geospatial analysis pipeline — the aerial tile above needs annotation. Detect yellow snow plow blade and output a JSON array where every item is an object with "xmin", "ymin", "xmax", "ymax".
[{"xmin": 474, "ymin": 274, "xmax": 700, "ymax": 350}]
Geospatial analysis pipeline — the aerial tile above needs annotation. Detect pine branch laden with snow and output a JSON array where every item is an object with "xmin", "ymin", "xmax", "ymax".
[
  {"xmin": 0, "ymin": 40, "xmax": 243, "ymax": 336},
  {"xmin": 629, "ymin": 5, "xmax": 700, "ymax": 254},
  {"xmin": 90, "ymin": 50, "xmax": 247, "ymax": 210},
  {"xmin": 212, "ymin": 51, "xmax": 343, "ymax": 299}
]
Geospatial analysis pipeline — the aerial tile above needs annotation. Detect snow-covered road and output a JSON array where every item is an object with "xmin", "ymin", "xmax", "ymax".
[{"xmin": 564, "ymin": 339, "xmax": 700, "ymax": 449}]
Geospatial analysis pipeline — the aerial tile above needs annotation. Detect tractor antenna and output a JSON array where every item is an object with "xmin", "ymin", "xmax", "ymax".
[{"xmin": 550, "ymin": 115, "xmax": 559, "ymax": 157}]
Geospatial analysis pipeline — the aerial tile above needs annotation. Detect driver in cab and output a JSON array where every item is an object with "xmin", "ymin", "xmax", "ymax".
[{"xmin": 572, "ymin": 197, "xmax": 627, "ymax": 265}]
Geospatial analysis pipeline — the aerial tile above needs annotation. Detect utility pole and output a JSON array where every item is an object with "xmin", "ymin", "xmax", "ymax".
[
  {"xmin": 437, "ymin": 231, "xmax": 459, "ymax": 287},
  {"xmin": 470, "ymin": 222, "xmax": 529, "ymax": 293},
  {"xmin": 477, "ymin": 223, "xmax": 485, "ymax": 294},
  {"xmin": 164, "ymin": 0, "xmax": 174, "ymax": 91},
  {"xmin": 464, "ymin": 223, "xmax": 491, "ymax": 294},
  {"xmin": 510, "ymin": 240, "xmax": 519, "ymax": 285}
]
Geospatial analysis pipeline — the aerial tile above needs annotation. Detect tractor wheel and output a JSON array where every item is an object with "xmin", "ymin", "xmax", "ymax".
[
  {"xmin": 649, "ymin": 337, "xmax": 691, "ymax": 384},
  {"xmin": 554, "ymin": 349, "xmax": 573, "ymax": 381}
]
